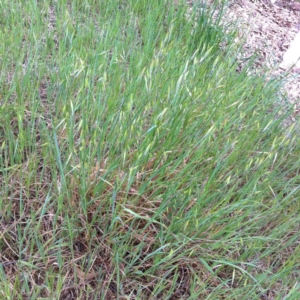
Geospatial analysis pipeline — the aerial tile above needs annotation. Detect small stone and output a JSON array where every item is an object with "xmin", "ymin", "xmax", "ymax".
[{"xmin": 280, "ymin": 32, "xmax": 300, "ymax": 69}]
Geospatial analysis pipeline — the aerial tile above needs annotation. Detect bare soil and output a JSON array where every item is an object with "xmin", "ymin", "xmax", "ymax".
[{"xmin": 221, "ymin": 0, "xmax": 300, "ymax": 120}]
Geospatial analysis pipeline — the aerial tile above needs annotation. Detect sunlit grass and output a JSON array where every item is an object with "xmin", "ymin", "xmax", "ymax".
[{"xmin": 0, "ymin": 0, "xmax": 299, "ymax": 299}]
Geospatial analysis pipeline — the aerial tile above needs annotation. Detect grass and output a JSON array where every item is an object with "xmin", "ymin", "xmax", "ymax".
[{"xmin": 0, "ymin": 0, "xmax": 299, "ymax": 299}]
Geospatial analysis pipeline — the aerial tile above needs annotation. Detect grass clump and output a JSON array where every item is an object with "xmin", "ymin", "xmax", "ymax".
[{"xmin": 0, "ymin": 0, "xmax": 299, "ymax": 299}]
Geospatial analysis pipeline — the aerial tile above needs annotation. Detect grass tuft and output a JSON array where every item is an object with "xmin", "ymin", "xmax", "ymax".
[{"xmin": 0, "ymin": 0, "xmax": 300, "ymax": 299}]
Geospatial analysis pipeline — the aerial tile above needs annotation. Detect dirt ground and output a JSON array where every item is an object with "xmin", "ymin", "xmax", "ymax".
[
  {"xmin": 225, "ymin": 0, "xmax": 300, "ymax": 113},
  {"xmin": 226, "ymin": 0, "xmax": 300, "ymax": 68},
  {"xmin": 191, "ymin": 0, "xmax": 300, "ymax": 121}
]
